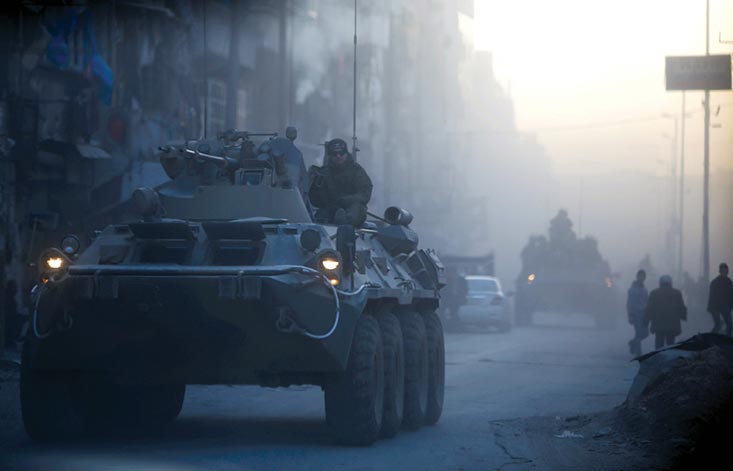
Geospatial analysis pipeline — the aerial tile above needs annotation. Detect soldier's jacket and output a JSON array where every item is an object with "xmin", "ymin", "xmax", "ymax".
[{"xmin": 308, "ymin": 158, "xmax": 373, "ymax": 210}]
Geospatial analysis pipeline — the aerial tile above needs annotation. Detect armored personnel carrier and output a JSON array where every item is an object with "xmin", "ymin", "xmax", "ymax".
[
  {"xmin": 20, "ymin": 128, "xmax": 445, "ymax": 446},
  {"xmin": 514, "ymin": 210, "xmax": 619, "ymax": 328}
]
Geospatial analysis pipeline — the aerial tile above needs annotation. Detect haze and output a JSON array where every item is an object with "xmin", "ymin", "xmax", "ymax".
[{"xmin": 467, "ymin": 0, "xmax": 733, "ymax": 283}]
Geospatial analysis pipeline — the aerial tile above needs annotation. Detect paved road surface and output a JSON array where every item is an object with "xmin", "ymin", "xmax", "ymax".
[{"xmin": 1, "ymin": 312, "xmax": 639, "ymax": 470}]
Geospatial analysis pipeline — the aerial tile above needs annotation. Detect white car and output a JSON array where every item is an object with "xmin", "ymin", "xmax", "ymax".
[{"xmin": 457, "ymin": 275, "xmax": 511, "ymax": 332}]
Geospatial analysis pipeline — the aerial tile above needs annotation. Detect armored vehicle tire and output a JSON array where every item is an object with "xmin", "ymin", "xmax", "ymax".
[
  {"xmin": 375, "ymin": 311, "xmax": 405, "ymax": 438},
  {"xmin": 325, "ymin": 314, "xmax": 384, "ymax": 446},
  {"xmin": 81, "ymin": 379, "xmax": 186, "ymax": 430},
  {"xmin": 422, "ymin": 311, "xmax": 445, "ymax": 426},
  {"xmin": 399, "ymin": 311, "xmax": 429, "ymax": 430},
  {"xmin": 20, "ymin": 354, "xmax": 84, "ymax": 442}
]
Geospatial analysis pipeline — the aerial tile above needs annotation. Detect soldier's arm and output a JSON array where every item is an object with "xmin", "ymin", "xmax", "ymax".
[{"xmin": 308, "ymin": 166, "xmax": 331, "ymax": 208}]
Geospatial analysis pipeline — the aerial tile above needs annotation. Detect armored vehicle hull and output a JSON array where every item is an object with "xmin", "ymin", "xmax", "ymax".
[
  {"xmin": 21, "ymin": 131, "xmax": 446, "ymax": 446},
  {"xmin": 514, "ymin": 272, "xmax": 618, "ymax": 328},
  {"xmin": 514, "ymin": 210, "xmax": 619, "ymax": 328}
]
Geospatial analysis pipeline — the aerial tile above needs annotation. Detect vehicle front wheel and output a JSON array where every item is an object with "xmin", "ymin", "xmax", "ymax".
[
  {"xmin": 80, "ymin": 379, "xmax": 186, "ymax": 430},
  {"xmin": 20, "ymin": 350, "xmax": 84, "ymax": 442},
  {"xmin": 325, "ymin": 314, "xmax": 384, "ymax": 446}
]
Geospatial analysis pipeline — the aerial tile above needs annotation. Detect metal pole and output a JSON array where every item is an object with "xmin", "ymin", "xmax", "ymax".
[
  {"xmin": 702, "ymin": 0, "xmax": 710, "ymax": 283},
  {"xmin": 678, "ymin": 91, "xmax": 686, "ymax": 280},
  {"xmin": 278, "ymin": 0, "xmax": 287, "ymax": 130},
  {"xmin": 672, "ymin": 116, "xmax": 678, "ymax": 277},
  {"xmin": 352, "ymin": 0, "xmax": 358, "ymax": 160},
  {"xmin": 203, "ymin": 0, "xmax": 208, "ymax": 138}
]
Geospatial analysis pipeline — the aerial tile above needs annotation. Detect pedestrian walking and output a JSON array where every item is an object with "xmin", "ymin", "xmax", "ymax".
[
  {"xmin": 626, "ymin": 270, "xmax": 649, "ymax": 356},
  {"xmin": 707, "ymin": 262, "xmax": 733, "ymax": 337},
  {"xmin": 646, "ymin": 275, "xmax": 687, "ymax": 349}
]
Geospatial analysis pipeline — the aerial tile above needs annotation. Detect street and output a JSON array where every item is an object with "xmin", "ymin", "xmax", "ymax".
[{"xmin": 1, "ymin": 313, "xmax": 644, "ymax": 471}]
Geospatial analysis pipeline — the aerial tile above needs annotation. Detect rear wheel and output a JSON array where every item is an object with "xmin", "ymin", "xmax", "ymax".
[
  {"xmin": 422, "ymin": 311, "xmax": 445, "ymax": 426},
  {"xmin": 399, "ymin": 311, "xmax": 428, "ymax": 430},
  {"xmin": 325, "ymin": 314, "xmax": 384, "ymax": 445},
  {"xmin": 376, "ymin": 311, "xmax": 404, "ymax": 438}
]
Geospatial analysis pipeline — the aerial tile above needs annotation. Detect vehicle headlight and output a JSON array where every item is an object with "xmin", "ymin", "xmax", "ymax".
[
  {"xmin": 46, "ymin": 257, "xmax": 64, "ymax": 270},
  {"xmin": 38, "ymin": 248, "xmax": 72, "ymax": 284},
  {"xmin": 321, "ymin": 258, "xmax": 340, "ymax": 271},
  {"xmin": 61, "ymin": 234, "xmax": 81, "ymax": 255},
  {"xmin": 527, "ymin": 273, "xmax": 536, "ymax": 283}
]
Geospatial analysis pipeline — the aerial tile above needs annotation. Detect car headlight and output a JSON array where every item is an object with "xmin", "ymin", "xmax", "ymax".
[{"xmin": 321, "ymin": 258, "xmax": 340, "ymax": 271}]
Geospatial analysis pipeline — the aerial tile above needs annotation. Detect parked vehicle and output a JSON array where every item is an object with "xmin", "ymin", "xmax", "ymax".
[{"xmin": 457, "ymin": 276, "xmax": 511, "ymax": 332}]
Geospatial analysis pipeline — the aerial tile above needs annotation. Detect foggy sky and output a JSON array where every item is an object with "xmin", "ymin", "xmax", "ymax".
[{"xmin": 469, "ymin": 0, "xmax": 732, "ymax": 284}]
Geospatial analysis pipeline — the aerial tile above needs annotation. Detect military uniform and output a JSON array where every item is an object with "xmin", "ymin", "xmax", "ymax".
[{"xmin": 308, "ymin": 139, "xmax": 372, "ymax": 226}]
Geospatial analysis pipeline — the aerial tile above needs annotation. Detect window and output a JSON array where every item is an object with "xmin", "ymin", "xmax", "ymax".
[{"xmin": 467, "ymin": 278, "xmax": 498, "ymax": 293}]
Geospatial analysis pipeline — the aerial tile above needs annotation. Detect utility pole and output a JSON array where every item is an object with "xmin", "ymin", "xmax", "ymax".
[
  {"xmin": 662, "ymin": 113, "xmax": 679, "ymax": 276},
  {"xmin": 678, "ymin": 92, "xmax": 686, "ymax": 280},
  {"xmin": 702, "ymin": 0, "xmax": 711, "ymax": 283}
]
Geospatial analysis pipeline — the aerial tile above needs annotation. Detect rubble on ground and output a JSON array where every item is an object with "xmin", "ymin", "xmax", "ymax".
[{"xmin": 613, "ymin": 334, "xmax": 733, "ymax": 466}]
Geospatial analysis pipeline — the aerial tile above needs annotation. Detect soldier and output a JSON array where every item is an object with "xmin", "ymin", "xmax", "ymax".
[
  {"xmin": 707, "ymin": 262, "xmax": 733, "ymax": 337},
  {"xmin": 308, "ymin": 138, "xmax": 373, "ymax": 226},
  {"xmin": 646, "ymin": 275, "xmax": 687, "ymax": 349},
  {"xmin": 626, "ymin": 269, "xmax": 649, "ymax": 356}
]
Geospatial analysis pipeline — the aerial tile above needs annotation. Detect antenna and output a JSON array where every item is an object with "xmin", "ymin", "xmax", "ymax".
[
  {"xmin": 203, "ymin": 0, "xmax": 208, "ymax": 139},
  {"xmin": 352, "ymin": 0, "xmax": 358, "ymax": 160}
]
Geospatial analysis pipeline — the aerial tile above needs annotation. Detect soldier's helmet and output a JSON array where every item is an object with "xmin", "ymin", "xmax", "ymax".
[{"xmin": 326, "ymin": 138, "xmax": 349, "ymax": 156}]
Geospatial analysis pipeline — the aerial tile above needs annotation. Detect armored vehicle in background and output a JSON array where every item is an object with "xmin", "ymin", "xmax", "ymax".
[
  {"xmin": 514, "ymin": 210, "xmax": 618, "ymax": 328},
  {"xmin": 20, "ymin": 128, "xmax": 445, "ymax": 446}
]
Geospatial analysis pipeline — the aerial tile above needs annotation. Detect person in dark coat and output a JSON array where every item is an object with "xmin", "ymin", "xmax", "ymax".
[
  {"xmin": 707, "ymin": 262, "xmax": 733, "ymax": 337},
  {"xmin": 646, "ymin": 275, "xmax": 687, "ymax": 349},
  {"xmin": 308, "ymin": 138, "xmax": 373, "ymax": 226},
  {"xmin": 444, "ymin": 269, "xmax": 468, "ymax": 325},
  {"xmin": 626, "ymin": 269, "xmax": 649, "ymax": 356}
]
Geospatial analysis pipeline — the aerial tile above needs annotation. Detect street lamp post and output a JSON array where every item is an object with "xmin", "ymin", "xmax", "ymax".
[
  {"xmin": 661, "ymin": 114, "xmax": 679, "ymax": 278},
  {"xmin": 677, "ymin": 92, "xmax": 689, "ymax": 282}
]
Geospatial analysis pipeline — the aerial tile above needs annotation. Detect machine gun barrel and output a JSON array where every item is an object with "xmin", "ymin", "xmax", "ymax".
[
  {"xmin": 181, "ymin": 148, "xmax": 239, "ymax": 168},
  {"xmin": 158, "ymin": 145, "xmax": 239, "ymax": 168}
]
